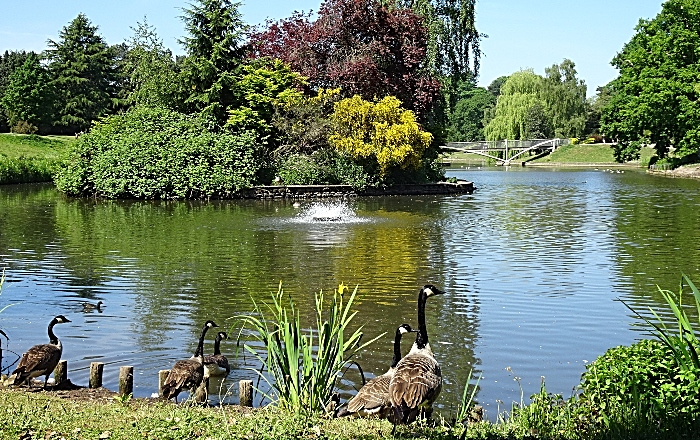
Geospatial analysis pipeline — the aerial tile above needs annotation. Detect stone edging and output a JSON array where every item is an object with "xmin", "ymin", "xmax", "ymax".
[{"xmin": 236, "ymin": 181, "xmax": 474, "ymax": 199}]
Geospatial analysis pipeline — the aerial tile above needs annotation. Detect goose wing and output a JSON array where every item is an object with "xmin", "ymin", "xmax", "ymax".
[
  {"xmin": 346, "ymin": 373, "xmax": 392, "ymax": 414},
  {"xmin": 163, "ymin": 359, "xmax": 204, "ymax": 397},
  {"xmin": 389, "ymin": 353, "xmax": 442, "ymax": 411},
  {"xmin": 12, "ymin": 344, "xmax": 62, "ymax": 382}
]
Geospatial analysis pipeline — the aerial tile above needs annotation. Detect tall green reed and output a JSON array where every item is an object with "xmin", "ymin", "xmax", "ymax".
[
  {"xmin": 622, "ymin": 274, "xmax": 700, "ymax": 371},
  {"xmin": 237, "ymin": 282, "xmax": 383, "ymax": 414}
]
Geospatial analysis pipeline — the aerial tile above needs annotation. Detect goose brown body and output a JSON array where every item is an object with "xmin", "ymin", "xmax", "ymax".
[
  {"xmin": 162, "ymin": 320, "xmax": 217, "ymax": 401},
  {"xmin": 338, "ymin": 324, "xmax": 415, "ymax": 418},
  {"xmin": 389, "ymin": 285, "xmax": 444, "ymax": 425},
  {"xmin": 7, "ymin": 315, "xmax": 71, "ymax": 388},
  {"xmin": 204, "ymin": 331, "xmax": 230, "ymax": 378}
]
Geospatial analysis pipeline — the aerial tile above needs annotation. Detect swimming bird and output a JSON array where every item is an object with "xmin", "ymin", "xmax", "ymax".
[
  {"xmin": 204, "ymin": 331, "xmax": 230, "ymax": 378},
  {"xmin": 162, "ymin": 320, "xmax": 218, "ymax": 402},
  {"xmin": 81, "ymin": 301, "xmax": 103, "ymax": 312},
  {"xmin": 389, "ymin": 285, "xmax": 444, "ymax": 426},
  {"xmin": 337, "ymin": 323, "xmax": 415, "ymax": 418},
  {"xmin": 6, "ymin": 315, "xmax": 71, "ymax": 388}
]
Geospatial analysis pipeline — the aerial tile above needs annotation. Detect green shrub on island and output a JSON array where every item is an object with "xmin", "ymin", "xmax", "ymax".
[
  {"xmin": 54, "ymin": 107, "xmax": 264, "ymax": 199},
  {"xmin": 276, "ymin": 149, "xmax": 377, "ymax": 190}
]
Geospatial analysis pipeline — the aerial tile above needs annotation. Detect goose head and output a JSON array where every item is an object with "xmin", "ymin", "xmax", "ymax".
[
  {"xmin": 397, "ymin": 323, "xmax": 415, "ymax": 335},
  {"xmin": 54, "ymin": 315, "xmax": 71, "ymax": 324},
  {"xmin": 421, "ymin": 285, "xmax": 445, "ymax": 298},
  {"xmin": 204, "ymin": 320, "xmax": 218, "ymax": 329},
  {"xmin": 216, "ymin": 331, "xmax": 228, "ymax": 341}
]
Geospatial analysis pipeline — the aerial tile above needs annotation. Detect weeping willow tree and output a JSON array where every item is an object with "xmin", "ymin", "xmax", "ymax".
[
  {"xmin": 484, "ymin": 70, "xmax": 545, "ymax": 140},
  {"xmin": 392, "ymin": 0, "xmax": 482, "ymax": 113}
]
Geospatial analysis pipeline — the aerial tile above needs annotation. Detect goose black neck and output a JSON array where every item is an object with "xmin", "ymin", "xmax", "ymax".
[
  {"xmin": 391, "ymin": 327, "xmax": 405, "ymax": 368},
  {"xmin": 213, "ymin": 336, "xmax": 222, "ymax": 356},
  {"xmin": 193, "ymin": 324, "xmax": 210, "ymax": 358},
  {"xmin": 48, "ymin": 318, "xmax": 59, "ymax": 345},
  {"xmin": 415, "ymin": 291, "xmax": 429, "ymax": 349}
]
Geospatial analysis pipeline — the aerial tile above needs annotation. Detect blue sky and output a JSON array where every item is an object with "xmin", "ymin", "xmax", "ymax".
[{"xmin": 1, "ymin": 0, "xmax": 663, "ymax": 96}]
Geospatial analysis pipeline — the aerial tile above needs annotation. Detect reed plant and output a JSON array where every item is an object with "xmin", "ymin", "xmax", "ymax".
[{"xmin": 237, "ymin": 283, "xmax": 383, "ymax": 414}]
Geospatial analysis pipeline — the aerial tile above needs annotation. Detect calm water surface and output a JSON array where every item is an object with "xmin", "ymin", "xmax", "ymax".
[{"xmin": 1, "ymin": 167, "xmax": 699, "ymax": 419}]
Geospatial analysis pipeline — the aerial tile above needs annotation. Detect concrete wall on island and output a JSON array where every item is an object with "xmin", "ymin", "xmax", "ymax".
[{"xmin": 237, "ymin": 181, "xmax": 474, "ymax": 199}]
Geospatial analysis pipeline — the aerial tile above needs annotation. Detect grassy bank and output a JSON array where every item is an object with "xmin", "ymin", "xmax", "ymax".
[
  {"xmin": 0, "ymin": 134, "xmax": 73, "ymax": 184},
  {"xmin": 0, "ymin": 389, "xmax": 503, "ymax": 440},
  {"xmin": 443, "ymin": 144, "xmax": 656, "ymax": 167}
]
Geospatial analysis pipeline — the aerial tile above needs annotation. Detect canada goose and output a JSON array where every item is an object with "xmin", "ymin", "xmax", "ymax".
[
  {"xmin": 389, "ymin": 285, "xmax": 445, "ymax": 425},
  {"xmin": 337, "ymin": 323, "xmax": 415, "ymax": 418},
  {"xmin": 203, "ymin": 331, "xmax": 230, "ymax": 378},
  {"xmin": 6, "ymin": 315, "xmax": 71, "ymax": 388},
  {"xmin": 162, "ymin": 320, "xmax": 218, "ymax": 402},
  {"xmin": 81, "ymin": 301, "xmax": 103, "ymax": 312}
]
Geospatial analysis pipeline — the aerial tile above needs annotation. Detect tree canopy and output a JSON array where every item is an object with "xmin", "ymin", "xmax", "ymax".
[
  {"xmin": 178, "ymin": 0, "xmax": 248, "ymax": 124},
  {"xmin": 0, "ymin": 52, "xmax": 54, "ymax": 133},
  {"xmin": 601, "ymin": 0, "xmax": 700, "ymax": 162},
  {"xmin": 45, "ymin": 14, "xmax": 119, "ymax": 133},
  {"xmin": 251, "ymin": 0, "xmax": 441, "ymax": 117}
]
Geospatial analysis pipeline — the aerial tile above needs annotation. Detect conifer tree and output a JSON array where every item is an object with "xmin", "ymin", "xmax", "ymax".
[
  {"xmin": 178, "ymin": 0, "xmax": 248, "ymax": 124},
  {"xmin": 0, "ymin": 52, "xmax": 54, "ymax": 133},
  {"xmin": 0, "ymin": 51, "xmax": 31, "ymax": 131},
  {"xmin": 45, "ymin": 14, "xmax": 119, "ymax": 133}
]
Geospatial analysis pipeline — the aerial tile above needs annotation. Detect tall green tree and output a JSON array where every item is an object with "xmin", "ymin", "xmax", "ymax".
[
  {"xmin": 0, "ymin": 52, "xmax": 54, "ymax": 133},
  {"xmin": 542, "ymin": 59, "xmax": 587, "ymax": 138},
  {"xmin": 45, "ymin": 14, "xmax": 120, "ymax": 133},
  {"xmin": 484, "ymin": 70, "xmax": 545, "ymax": 140},
  {"xmin": 123, "ymin": 18, "xmax": 180, "ymax": 108},
  {"xmin": 0, "ymin": 51, "xmax": 31, "ymax": 131},
  {"xmin": 447, "ymin": 86, "xmax": 495, "ymax": 141},
  {"xmin": 178, "ymin": 0, "xmax": 248, "ymax": 124},
  {"xmin": 601, "ymin": 0, "xmax": 700, "ymax": 162}
]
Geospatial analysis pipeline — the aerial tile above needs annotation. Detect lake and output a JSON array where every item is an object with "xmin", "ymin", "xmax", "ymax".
[{"xmin": 1, "ymin": 167, "xmax": 699, "ymax": 419}]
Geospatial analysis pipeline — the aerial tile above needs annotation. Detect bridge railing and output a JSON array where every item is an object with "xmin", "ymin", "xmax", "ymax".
[{"xmin": 445, "ymin": 138, "xmax": 570, "ymax": 151}]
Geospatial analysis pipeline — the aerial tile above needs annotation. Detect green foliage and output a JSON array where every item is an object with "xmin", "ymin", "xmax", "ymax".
[
  {"xmin": 0, "ymin": 156, "xmax": 58, "ymax": 184},
  {"xmin": 484, "ymin": 70, "xmax": 545, "ymax": 140},
  {"xmin": 123, "ymin": 18, "xmax": 180, "ymax": 109},
  {"xmin": 178, "ymin": 0, "xmax": 248, "ymax": 125},
  {"xmin": 329, "ymin": 95, "xmax": 433, "ymax": 180},
  {"xmin": 275, "ymin": 149, "xmax": 377, "ymax": 190},
  {"xmin": 237, "ymin": 283, "xmax": 383, "ymax": 414},
  {"xmin": 272, "ymin": 88, "xmax": 341, "ymax": 155},
  {"xmin": 542, "ymin": 59, "xmax": 587, "ymax": 138},
  {"xmin": 226, "ymin": 58, "xmax": 305, "ymax": 138},
  {"xmin": 54, "ymin": 106, "xmax": 263, "ymax": 199},
  {"xmin": 1, "ymin": 52, "xmax": 54, "ymax": 133},
  {"xmin": 447, "ymin": 86, "xmax": 495, "ymax": 142},
  {"xmin": 0, "ymin": 50, "xmax": 31, "ymax": 132},
  {"xmin": 601, "ymin": 0, "xmax": 700, "ymax": 162},
  {"xmin": 277, "ymin": 154, "xmax": 322, "ymax": 185},
  {"xmin": 45, "ymin": 14, "xmax": 120, "ymax": 134}
]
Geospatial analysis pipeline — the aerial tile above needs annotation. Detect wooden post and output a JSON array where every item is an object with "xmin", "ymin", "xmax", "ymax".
[
  {"xmin": 89, "ymin": 362, "xmax": 104, "ymax": 388},
  {"xmin": 158, "ymin": 370, "xmax": 170, "ymax": 397},
  {"xmin": 53, "ymin": 360, "xmax": 67, "ymax": 387},
  {"xmin": 239, "ymin": 379, "xmax": 253, "ymax": 407},
  {"xmin": 119, "ymin": 366, "xmax": 133, "ymax": 397}
]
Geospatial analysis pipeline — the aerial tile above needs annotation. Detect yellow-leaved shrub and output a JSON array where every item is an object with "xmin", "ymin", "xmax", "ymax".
[{"xmin": 329, "ymin": 95, "xmax": 432, "ymax": 177}]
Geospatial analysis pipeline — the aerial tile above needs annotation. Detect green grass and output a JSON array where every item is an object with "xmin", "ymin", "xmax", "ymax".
[
  {"xmin": 533, "ymin": 143, "xmax": 617, "ymax": 164},
  {"xmin": 444, "ymin": 145, "xmax": 657, "ymax": 166},
  {"xmin": 0, "ymin": 133, "xmax": 74, "ymax": 184}
]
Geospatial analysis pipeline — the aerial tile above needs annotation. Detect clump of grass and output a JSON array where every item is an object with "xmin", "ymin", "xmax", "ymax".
[
  {"xmin": 0, "ymin": 156, "xmax": 60, "ymax": 184},
  {"xmin": 237, "ymin": 283, "xmax": 383, "ymax": 414}
]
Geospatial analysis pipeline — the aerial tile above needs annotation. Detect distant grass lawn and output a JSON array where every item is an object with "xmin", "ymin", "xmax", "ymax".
[
  {"xmin": 0, "ymin": 133, "xmax": 74, "ymax": 159},
  {"xmin": 444, "ymin": 144, "xmax": 656, "ymax": 166},
  {"xmin": 0, "ymin": 133, "xmax": 74, "ymax": 184}
]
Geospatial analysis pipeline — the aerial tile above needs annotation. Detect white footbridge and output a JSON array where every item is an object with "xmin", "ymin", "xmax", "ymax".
[{"xmin": 441, "ymin": 138, "xmax": 570, "ymax": 166}]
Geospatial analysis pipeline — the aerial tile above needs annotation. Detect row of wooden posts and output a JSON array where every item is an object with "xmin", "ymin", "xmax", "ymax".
[{"xmin": 51, "ymin": 360, "xmax": 254, "ymax": 407}]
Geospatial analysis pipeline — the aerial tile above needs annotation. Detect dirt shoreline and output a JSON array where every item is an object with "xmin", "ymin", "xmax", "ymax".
[{"xmin": 647, "ymin": 163, "xmax": 700, "ymax": 179}]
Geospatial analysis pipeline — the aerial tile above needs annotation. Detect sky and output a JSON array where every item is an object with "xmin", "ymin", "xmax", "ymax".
[{"xmin": 1, "ymin": 0, "xmax": 664, "ymax": 96}]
